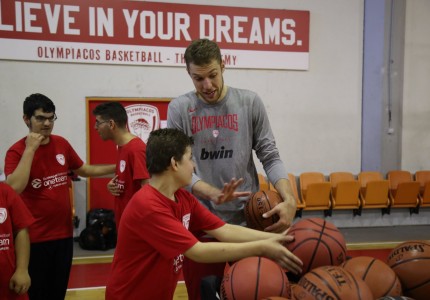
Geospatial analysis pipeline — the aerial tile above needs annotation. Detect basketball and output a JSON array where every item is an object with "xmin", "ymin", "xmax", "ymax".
[
  {"xmin": 342, "ymin": 256, "xmax": 402, "ymax": 298},
  {"xmin": 285, "ymin": 218, "xmax": 347, "ymax": 277},
  {"xmin": 387, "ymin": 240, "xmax": 430, "ymax": 300},
  {"xmin": 244, "ymin": 190, "xmax": 283, "ymax": 231},
  {"xmin": 292, "ymin": 265, "xmax": 373, "ymax": 300},
  {"xmin": 260, "ymin": 297, "xmax": 289, "ymax": 300},
  {"xmin": 220, "ymin": 256, "xmax": 290, "ymax": 300}
]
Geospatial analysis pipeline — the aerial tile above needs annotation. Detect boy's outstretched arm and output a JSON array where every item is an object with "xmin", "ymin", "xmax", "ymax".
[{"xmin": 184, "ymin": 224, "xmax": 303, "ymax": 274}]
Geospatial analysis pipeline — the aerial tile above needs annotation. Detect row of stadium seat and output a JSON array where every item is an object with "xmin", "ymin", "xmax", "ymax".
[{"xmin": 258, "ymin": 170, "xmax": 430, "ymax": 217}]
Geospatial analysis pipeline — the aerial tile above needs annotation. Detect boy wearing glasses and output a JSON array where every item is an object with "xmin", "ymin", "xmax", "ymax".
[
  {"xmin": 4, "ymin": 93, "xmax": 115, "ymax": 300},
  {"xmin": 92, "ymin": 102, "xmax": 150, "ymax": 226}
]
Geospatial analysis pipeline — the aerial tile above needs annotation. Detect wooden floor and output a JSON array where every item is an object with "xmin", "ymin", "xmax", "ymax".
[{"xmin": 66, "ymin": 283, "xmax": 188, "ymax": 299}]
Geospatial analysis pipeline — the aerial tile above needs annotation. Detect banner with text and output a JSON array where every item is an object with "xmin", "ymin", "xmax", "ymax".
[{"xmin": 0, "ymin": 1, "xmax": 310, "ymax": 70}]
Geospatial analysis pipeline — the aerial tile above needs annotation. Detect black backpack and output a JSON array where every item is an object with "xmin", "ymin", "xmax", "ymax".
[{"xmin": 78, "ymin": 208, "xmax": 117, "ymax": 251}]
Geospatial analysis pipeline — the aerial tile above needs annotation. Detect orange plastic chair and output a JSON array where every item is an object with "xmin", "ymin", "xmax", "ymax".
[
  {"xmin": 299, "ymin": 172, "xmax": 332, "ymax": 217},
  {"xmin": 415, "ymin": 170, "xmax": 430, "ymax": 207},
  {"xmin": 288, "ymin": 173, "xmax": 306, "ymax": 212},
  {"xmin": 387, "ymin": 170, "xmax": 421, "ymax": 214},
  {"xmin": 270, "ymin": 173, "xmax": 305, "ymax": 217},
  {"xmin": 329, "ymin": 172, "xmax": 361, "ymax": 216},
  {"xmin": 258, "ymin": 173, "xmax": 270, "ymax": 191},
  {"xmin": 358, "ymin": 171, "xmax": 390, "ymax": 215}
]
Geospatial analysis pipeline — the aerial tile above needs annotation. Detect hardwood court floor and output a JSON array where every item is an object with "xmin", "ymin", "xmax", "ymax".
[
  {"xmin": 66, "ymin": 284, "xmax": 188, "ymax": 300},
  {"xmin": 66, "ymin": 255, "xmax": 188, "ymax": 299},
  {"xmin": 66, "ymin": 272, "xmax": 188, "ymax": 299}
]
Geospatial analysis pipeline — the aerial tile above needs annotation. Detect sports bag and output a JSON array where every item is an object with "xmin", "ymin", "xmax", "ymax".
[{"xmin": 78, "ymin": 208, "xmax": 117, "ymax": 251}]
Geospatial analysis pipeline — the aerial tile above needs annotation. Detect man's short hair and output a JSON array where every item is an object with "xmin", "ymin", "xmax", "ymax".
[
  {"xmin": 184, "ymin": 39, "xmax": 222, "ymax": 70},
  {"xmin": 92, "ymin": 102, "xmax": 128, "ymax": 128},
  {"xmin": 23, "ymin": 93, "xmax": 55, "ymax": 117},
  {"xmin": 146, "ymin": 128, "xmax": 194, "ymax": 175}
]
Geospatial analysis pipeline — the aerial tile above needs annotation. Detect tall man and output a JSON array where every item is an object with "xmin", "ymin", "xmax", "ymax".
[
  {"xmin": 93, "ymin": 102, "xmax": 150, "ymax": 226},
  {"xmin": 167, "ymin": 39, "xmax": 297, "ymax": 300},
  {"xmin": 4, "ymin": 93, "xmax": 115, "ymax": 300}
]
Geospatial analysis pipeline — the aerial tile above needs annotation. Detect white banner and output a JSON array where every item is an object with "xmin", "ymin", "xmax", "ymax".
[{"xmin": 0, "ymin": 1, "xmax": 310, "ymax": 70}]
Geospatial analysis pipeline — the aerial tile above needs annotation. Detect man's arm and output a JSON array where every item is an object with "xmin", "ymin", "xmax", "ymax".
[
  {"xmin": 251, "ymin": 95, "xmax": 296, "ymax": 232},
  {"xmin": 9, "ymin": 228, "xmax": 31, "ymax": 295},
  {"xmin": 263, "ymin": 178, "xmax": 297, "ymax": 232},
  {"xmin": 192, "ymin": 178, "xmax": 251, "ymax": 205},
  {"xmin": 73, "ymin": 164, "xmax": 115, "ymax": 178},
  {"xmin": 6, "ymin": 133, "xmax": 44, "ymax": 193},
  {"xmin": 184, "ymin": 224, "xmax": 302, "ymax": 274}
]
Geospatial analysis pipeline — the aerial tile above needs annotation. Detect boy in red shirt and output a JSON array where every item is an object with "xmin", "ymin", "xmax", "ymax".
[
  {"xmin": 5, "ymin": 93, "xmax": 115, "ymax": 300},
  {"xmin": 106, "ymin": 128, "xmax": 303, "ymax": 299},
  {"xmin": 93, "ymin": 102, "xmax": 150, "ymax": 226},
  {"xmin": 0, "ymin": 182, "xmax": 35, "ymax": 300}
]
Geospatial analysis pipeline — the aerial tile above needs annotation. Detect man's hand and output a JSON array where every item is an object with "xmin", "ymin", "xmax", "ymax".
[
  {"xmin": 107, "ymin": 175, "xmax": 121, "ymax": 196},
  {"xmin": 212, "ymin": 178, "xmax": 251, "ymax": 205},
  {"xmin": 262, "ymin": 194, "xmax": 296, "ymax": 233}
]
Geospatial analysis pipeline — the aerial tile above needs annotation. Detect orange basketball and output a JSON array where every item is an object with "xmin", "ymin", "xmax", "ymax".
[
  {"xmin": 342, "ymin": 256, "xmax": 402, "ymax": 298},
  {"xmin": 260, "ymin": 297, "xmax": 289, "ymax": 300},
  {"xmin": 220, "ymin": 256, "xmax": 290, "ymax": 300},
  {"xmin": 285, "ymin": 218, "xmax": 347, "ymax": 277},
  {"xmin": 387, "ymin": 240, "xmax": 430, "ymax": 300},
  {"xmin": 245, "ymin": 190, "xmax": 283, "ymax": 231},
  {"xmin": 292, "ymin": 265, "xmax": 373, "ymax": 300}
]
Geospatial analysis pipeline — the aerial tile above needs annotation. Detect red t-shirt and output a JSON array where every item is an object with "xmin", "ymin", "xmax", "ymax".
[
  {"xmin": 114, "ymin": 137, "xmax": 149, "ymax": 226},
  {"xmin": 4, "ymin": 135, "xmax": 84, "ymax": 243},
  {"xmin": 0, "ymin": 183, "xmax": 35, "ymax": 300},
  {"xmin": 106, "ymin": 185, "xmax": 225, "ymax": 300}
]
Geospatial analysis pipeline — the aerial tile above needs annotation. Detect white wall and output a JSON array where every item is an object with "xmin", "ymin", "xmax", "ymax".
[
  {"xmin": 0, "ymin": 0, "xmax": 364, "ymax": 177},
  {"xmin": 402, "ymin": 0, "xmax": 430, "ymax": 172}
]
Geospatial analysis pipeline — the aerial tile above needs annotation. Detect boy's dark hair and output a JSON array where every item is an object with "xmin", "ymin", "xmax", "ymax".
[
  {"xmin": 184, "ymin": 39, "xmax": 222, "ymax": 70},
  {"xmin": 23, "ymin": 93, "xmax": 56, "ymax": 117},
  {"xmin": 146, "ymin": 128, "xmax": 194, "ymax": 175},
  {"xmin": 92, "ymin": 102, "xmax": 128, "ymax": 128}
]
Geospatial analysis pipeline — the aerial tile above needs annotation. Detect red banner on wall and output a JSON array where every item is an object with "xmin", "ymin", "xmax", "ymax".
[
  {"xmin": 86, "ymin": 97, "xmax": 170, "ymax": 210},
  {"xmin": 0, "ymin": 1, "xmax": 310, "ymax": 70}
]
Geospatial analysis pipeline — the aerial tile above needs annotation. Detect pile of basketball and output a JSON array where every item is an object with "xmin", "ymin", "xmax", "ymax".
[{"xmin": 220, "ymin": 191, "xmax": 430, "ymax": 300}]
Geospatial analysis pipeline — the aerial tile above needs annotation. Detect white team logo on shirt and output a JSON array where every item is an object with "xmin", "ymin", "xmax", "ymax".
[
  {"xmin": 173, "ymin": 254, "xmax": 184, "ymax": 274},
  {"xmin": 120, "ymin": 160, "xmax": 126, "ymax": 173},
  {"xmin": 31, "ymin": 179, "xmax": 42, "ymax": 189},
  {"xmin": 212, "ymin": 130, "xmax": 219, "ymax": 138},
  {"xmin": 0, "ymin": 208, "xmax": 7, "ymax": 224},
  {"xmin": 56, "ymin": 154, "xmax": 65, "ymax": 166},
  {"xmin": 182, "ymin": 213, "xmax": 190, "ymax": 230}
]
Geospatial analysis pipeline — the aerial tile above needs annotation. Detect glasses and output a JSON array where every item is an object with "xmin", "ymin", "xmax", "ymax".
[
  {"xmin": 33, "ymin": 114, "xmax": 57, "ymax": 123},
  {"xmin": 95, "ymin": 120, "xmax": 110, "ymax": 127}
]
